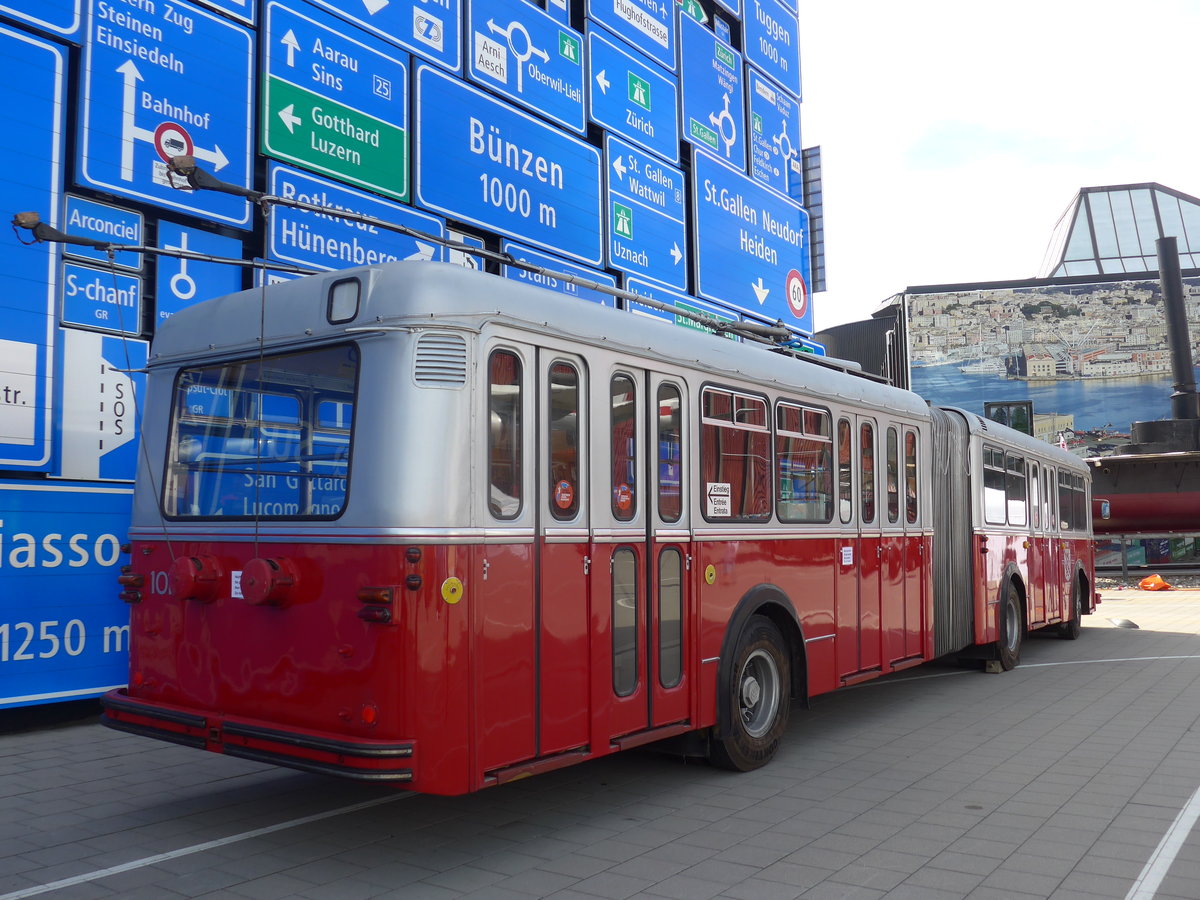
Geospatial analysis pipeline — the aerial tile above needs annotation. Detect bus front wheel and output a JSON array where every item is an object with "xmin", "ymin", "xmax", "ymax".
[{"xmin": 709, "ymin": 615, "xmax": 790, "ymax": 771}]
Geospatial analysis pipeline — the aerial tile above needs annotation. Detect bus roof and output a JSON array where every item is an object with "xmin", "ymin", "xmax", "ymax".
[
  {"xmin": 152, "ymin": 261, "xmax": 929, "ymax": 419},
  {"xmin": 938, "ymin": 406, "xmax": 1091, "ymax": 474}
]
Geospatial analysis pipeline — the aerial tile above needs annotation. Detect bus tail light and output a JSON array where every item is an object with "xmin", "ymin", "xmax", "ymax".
[
  {"xmin": 242, "ymin": 557, "xmax": 299, "ymax": 606},
  {"xmin": 169, "ymin": 555, "xmax": 224, "ymax": 603},
  {"xmin": 357, "ymin": 587, "xmax": 395, "ymax": 625}
]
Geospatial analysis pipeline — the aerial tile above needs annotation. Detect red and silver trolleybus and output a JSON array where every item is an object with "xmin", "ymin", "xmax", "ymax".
[{"xmin": 103, "ymin": 262, "xmax": 1096, "ymax": 795}]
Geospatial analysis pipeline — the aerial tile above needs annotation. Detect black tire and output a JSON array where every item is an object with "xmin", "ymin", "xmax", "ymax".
[
  {"xmin": 709, "ymin": 615, "xmax": 790, "ymax": 771},
  {"xmin": 1057, "ymin": 579, "xmax": 1083, "ymax": 640},
  {"xmin": 996, "ymin": 581, "xmax": 1023, "ymax": 671}
]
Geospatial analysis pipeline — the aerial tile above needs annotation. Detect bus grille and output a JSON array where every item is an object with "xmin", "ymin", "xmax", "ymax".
[{"xmin": 414, "ymin": 333, "xmax": 468, "ymax": 387}]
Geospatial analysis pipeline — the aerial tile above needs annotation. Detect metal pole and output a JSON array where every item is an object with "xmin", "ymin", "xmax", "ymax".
[{"xmin": 1156, "ymin": 236, "xmax": 1200, "ymax": 420}]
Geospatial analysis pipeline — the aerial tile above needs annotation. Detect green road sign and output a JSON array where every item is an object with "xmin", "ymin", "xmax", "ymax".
[{"xmin": 263, "ymin": 76, "xmax": 408, "ymax": 202}]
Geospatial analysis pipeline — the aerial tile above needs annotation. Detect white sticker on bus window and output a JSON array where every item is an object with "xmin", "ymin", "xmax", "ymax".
[
  {"xmin": 231, "ymin": 571, "xmax": 243, "ymax": 599},
  {"xmin": 706, "ymin": 482, "xmax": 731, "ymax": 517},
  {"xmin": 841, "ymin": 546, "xmax": 854, "ymax": 566}
]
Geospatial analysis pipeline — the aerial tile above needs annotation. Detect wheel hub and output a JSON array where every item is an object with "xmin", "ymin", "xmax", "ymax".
[{"xmin": 741, "ymin": 675, "xmax": 761, "ymax": 708}]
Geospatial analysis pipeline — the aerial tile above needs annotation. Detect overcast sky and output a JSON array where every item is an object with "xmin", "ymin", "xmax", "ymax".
[{"xmin": 796, "ymin": 0, "xmax": 1200, "ymax": 332}]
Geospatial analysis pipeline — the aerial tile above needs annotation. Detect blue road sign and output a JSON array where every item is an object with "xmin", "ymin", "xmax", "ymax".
[
  {"xmin": 502, "ymin": 241, "xmax": 617, "ymax": 306},
  {"xmin": 255, "ymin": 263, "xmax": 305, "ymax": 287},
  {"xmin": 1, "ymin": 28, "xmax": 64, "ymax": 470},
  {"xmin": 468, "ymin": 0, "xmax": 585, "ymax": 134},
  {"xmin": 447, "ymin": 229, "xmax": 488, "ymax": 271},
  {"xmin": 746, "ymin": 69, "xmax": 801, "ymax": 197},
  {"xmin": 691, "ymin": 149, "xmax": 812, "ymax": 333},
  {"xmin": 624, "ymin": 276, "xmax": 739, "ymax": 338},
  {"xmin": 61, "ymin": 263, "xmax": 143, "ymax": 337},
  {"xmin": 587, "ymin": 0, "xmax": 677, "ymax": 73},
  {"xmin": 305, "ymin": 0, "xmax": 462, "ymax": 73},
  {"xmin": 604, "ymin": 134, "xmax": 687, "ymax": 289},
  {"xmin": 744, "ymin": 0, "xmax": 801, "ymax": 97},
  {"xmin": 679, "ymin": 15, "xmax": 744, "ymax": 166},
  {"xmin": 156, "ymin": 223, "xmax": 244, "ymax": 323},
  {"xmin": 414, "ymin": 64, "xmax": 603, "ymax": 266},
  {"xmin": 0, "ymin": 479, "xmax": 133, "ymax": 709},
  {"xmin": 714, "ymin": 15, "xmax": 731, "ymax": 45},
  {"xmin": 63, "ymin": 197, "xmax": 143, "ymax": 271},
  {"xmin": 195, "ymin": 0, "xmax": 256, "ymax": 24},
  {"xmin": 56, "ymin": 330, "xmax": 147, "ymax": 482},
  {"xmin": 77, "ymin": 0, "xmax": 255, "ymax": 227},
  {"xmin": 268, "ymin": 163, "xmax": 446, "ymax": 270},
  {"xmin": 587, "ymin": 27, "xmax": 679, "ymax": 163},
  {"xmin": 263, "ymin": 2, "xmax": 410, "ymax": 201},
  {"xmin": 0, "ymin": 0, "xmax": 81, "ymax": 40}
]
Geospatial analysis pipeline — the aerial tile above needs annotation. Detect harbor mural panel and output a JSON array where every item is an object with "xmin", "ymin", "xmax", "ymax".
[{"xmin": 907, "ymin": 276, "xmax": 1200, "ymax": 456}]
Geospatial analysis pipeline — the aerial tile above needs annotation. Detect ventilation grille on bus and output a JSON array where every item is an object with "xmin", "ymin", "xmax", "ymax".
[{"xmin": 414, "ymin": 333, "xmax": 468, "ymax": 387}]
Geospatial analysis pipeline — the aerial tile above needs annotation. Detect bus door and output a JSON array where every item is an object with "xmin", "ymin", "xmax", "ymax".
[
  {"xmin": 591, "ymin": 368, "xmax": 650, "ymax": 743},
  {"xmin": 477, "ymin": 344, "xmax": 538, "ymax": 774},
  {"xmin": 647, "ymin": 375, "xmax": 690, "ymax": 728},
  {"xmin": 880, "ymin": 425, "xmax": 906, "ymax": 663},
  {"xmin": 1045, "ymin": 467, "xmax": 1064, "ymax": 622},
  {"xmin": 881, "ymin": 424, "xmax": 923, "ymax": 664},
  {"xmin": 836, "ymin": 415, "xmax": 882, "ymax": 679},
  {"xmin": 1027, "ymin": 461, "xmax": 1047, "ymax": 626},
  {"xmin": 537, "ymin": 351, "xmax": 591, "ymax": 756}
]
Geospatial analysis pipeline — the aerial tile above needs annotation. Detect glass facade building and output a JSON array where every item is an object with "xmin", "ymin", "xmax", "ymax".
[{"xmin": 1044, "ymin": 183, "xmax": 1200, "ymax": 277}]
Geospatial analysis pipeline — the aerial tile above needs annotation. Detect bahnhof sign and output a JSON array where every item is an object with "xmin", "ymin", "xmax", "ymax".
[{"xmin": 0, "ymin": 0, "xmax": 815, "ymax": 707}]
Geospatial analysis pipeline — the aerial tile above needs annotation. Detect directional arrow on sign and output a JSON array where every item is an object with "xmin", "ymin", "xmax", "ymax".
[
  {"xmin": 595, "ymin": 69, "xmax": 610, "ymax": 94},
  {"xmin": 362, "ymin": 0, "xmax": 389, "ymax": 13},
  {"xmin": 612, "ymin": 155, "xmax": 626, "ymax": 179},
  {"xmin": 281, "ymin": 29, "xmax": 300, "ymax": 67},
  {"xmin": 752, "ymin": 278, "xmax": 769, "ymax": 304},
  {"xmin": 671, "ymin": 243, "xmax": 683, "ymax": 265},
  {"xmin": 118, "ymin": 60, "xmax": 228, "ymax": 178},
  {"xmin": 278, "ymin": 104, "xmax": 302, "ymax": 133},
  {"xmin": 408, "ymin": 241, "xmax": 436, "ymax": 262}
]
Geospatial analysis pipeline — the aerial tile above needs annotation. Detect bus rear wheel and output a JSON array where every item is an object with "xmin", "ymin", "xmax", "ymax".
[
  {"xmin": 1058, "ymin": 580, "xmax": 1082, "ymax": 640},
  {"xmin": 996, "ymin": 582, "xmax": 1023, "ymax": 671},
  {"xmin": 709, "ymin": 615, "xmax": 790, "ymax": 772}
]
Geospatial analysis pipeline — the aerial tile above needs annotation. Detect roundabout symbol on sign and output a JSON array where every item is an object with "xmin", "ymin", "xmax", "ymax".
[
  {"xmin": 785, "ymin": 269, "xmax": 808, "ymax": 320},
  {"xmin": 153, "ymin": 122, "xmax": 194, "ymax": 164}
]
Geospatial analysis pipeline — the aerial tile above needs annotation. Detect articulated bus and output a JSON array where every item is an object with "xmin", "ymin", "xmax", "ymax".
[{"xmin": 102, "ymin": 262, "xmax": 1095, "ymax": 795}]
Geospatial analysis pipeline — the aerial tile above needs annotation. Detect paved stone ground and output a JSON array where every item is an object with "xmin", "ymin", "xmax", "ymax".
[{"xmin": 1, "ymin": 589, "xmax": 1199, "ymax": 900}]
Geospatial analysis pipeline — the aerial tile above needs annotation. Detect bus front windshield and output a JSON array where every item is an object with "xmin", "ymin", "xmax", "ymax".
[{"xmin": 162, "ymin": 344, "xmax": 358, "ymax": 519}]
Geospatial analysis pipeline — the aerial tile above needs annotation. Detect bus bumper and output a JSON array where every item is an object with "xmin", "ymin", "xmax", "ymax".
[{"xmin": 101, "ymin": 689, "xmax": 415, "ymax": 783}]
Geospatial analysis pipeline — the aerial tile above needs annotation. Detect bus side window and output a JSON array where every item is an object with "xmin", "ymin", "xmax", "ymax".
[
  {"xmin": 904, "ymin": 429, "xmax": 919, "ymax": 525},
  {"xmin": 657, "ymin": 383, "xmax": 683, "ymax": 523},
  {"xmin": 886, "ymin": 427, "xmax": 899, "ymax": 524},
  {"xmin": 1006, "ymin": 453, "xmax": 1027, "ymax": 526},
  {"xmin": 611, "ymin": 375, "xmax": 637, "ymax": 521},
  {"xmin": 548, "ymin": 362, "xmax": 580, "ymax": 521},
  {"xmin": 860, "ymin": 422, "xmax": 875, "ymax": 524},
  {"xmin": 488, "ymin": 350, "xmax": 523, "ymax": 519},
  {"xmin": 837, "ymin": 418, "xmax": 852, "ymax": 524},
  {"xmin": 983, "ymin": 445, "xmax": 1006, "ymax": 525},
  {"xmin": 1029, "ymin": 462, "xmax": 1040, "ymax": 530}
]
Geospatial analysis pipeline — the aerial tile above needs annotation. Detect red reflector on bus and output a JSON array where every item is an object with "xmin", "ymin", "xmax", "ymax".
[
  {"xmin": 361, "ymin": 704, "xmax": 378, "ymax": 726},
  {"xmin": 357, "ymin": 587, "xmax": 393, "ymax": 604},
  {"xmin": 357, "ymin": 606, "xmax": 392, "ymax": 624}
]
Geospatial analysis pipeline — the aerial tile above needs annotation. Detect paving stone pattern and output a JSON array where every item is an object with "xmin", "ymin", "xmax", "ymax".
[{"xmin": 1, "ymin": 590, "xmax": 1198, "ymax": 899}]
